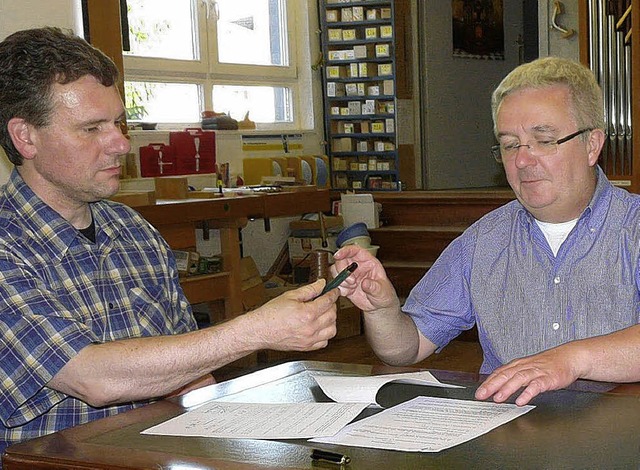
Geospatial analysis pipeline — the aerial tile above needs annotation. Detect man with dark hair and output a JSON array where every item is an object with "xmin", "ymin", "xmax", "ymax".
[
  {"xmin": 333, "ymin": 57, "xmax": 640, "ymax": 407},
  {"xmin": 0, "ymin": 27, "xmax": 338, "ymax": 460}
]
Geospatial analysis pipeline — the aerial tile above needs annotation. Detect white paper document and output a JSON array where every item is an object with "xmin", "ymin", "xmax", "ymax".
[
  {"xmin": 141, "ymin": 401, "xmax": 368, "ymax": 439},
  {"xmin": 311, "ymin": 396, "xmax": 535, "ymax": 452},
  {"xmin": 312, "ymin": 371, "xmax": 463, "ymax": 406}
]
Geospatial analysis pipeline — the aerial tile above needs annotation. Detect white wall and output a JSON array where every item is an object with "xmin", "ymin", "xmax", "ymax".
[{"xmin": 0, "ymin": 0, "xmax": 82, "ymax": 184}]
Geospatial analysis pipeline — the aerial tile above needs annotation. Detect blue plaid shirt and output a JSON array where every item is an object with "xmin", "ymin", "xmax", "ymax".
[
  {"xmin": 404, "ymin": 167, "xmax": 640, "ymax": 374},
  {"xmin": 0, "ymin": 170, "xmax": 197, "ymax": 460}
]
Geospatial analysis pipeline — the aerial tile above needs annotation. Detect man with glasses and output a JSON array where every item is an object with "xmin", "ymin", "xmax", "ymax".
[{"xmin": 333, "ymin": 56, "xmax": 640, "ymax": 406}]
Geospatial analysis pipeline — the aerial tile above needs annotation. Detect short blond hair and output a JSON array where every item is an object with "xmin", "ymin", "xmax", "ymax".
[{"xmin": 491, "ymin": 57, "xmax": 604, "ymax": 135}]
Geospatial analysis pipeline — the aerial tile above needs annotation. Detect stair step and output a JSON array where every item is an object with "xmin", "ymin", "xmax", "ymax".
[
  {"xmin": 373, "ymin": 190, "xmax": 514, "ymax": 226},
  {"xmin": 371, "ymin": 225, "xmax": 465, "ymax": 262},
  {"xmin": 382, "ymin": 261, "xmax": 433, "ymax": 298}
]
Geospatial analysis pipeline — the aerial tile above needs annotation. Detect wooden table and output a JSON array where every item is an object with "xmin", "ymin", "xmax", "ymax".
[
  {"xmin": 4, "ymin": 361, "xmax": 640, "ymax": 469},
  {"xmin": 135, "ymin": 189, "xmax": 330, "ymax": 320}
]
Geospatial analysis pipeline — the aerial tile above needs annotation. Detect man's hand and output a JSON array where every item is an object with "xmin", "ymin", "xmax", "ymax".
[
  {"xmin": 475, "ymin": 344, "xmax": 583, "ymax": 406},
  {"xmin": 331, "ymin": 245, "xmax": 399, "ymax": 313},
  {"xmin": 247, "ymin": 279, "xmax": 339, "ymax": 352}
]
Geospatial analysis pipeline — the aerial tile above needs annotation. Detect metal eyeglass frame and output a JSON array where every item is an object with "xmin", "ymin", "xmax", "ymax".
[{"xmin": 491, "ymin": 128, "xmax": 593, "ymax": 162}]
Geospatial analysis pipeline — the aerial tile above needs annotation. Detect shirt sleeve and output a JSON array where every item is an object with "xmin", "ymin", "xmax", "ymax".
[
  {"xmin": 0, "ymin": 252, "xmax": 98, "ymax": 427},
  {"xmin": 402, "ymin": 229, "xmax": 477, "ymax": 350}
]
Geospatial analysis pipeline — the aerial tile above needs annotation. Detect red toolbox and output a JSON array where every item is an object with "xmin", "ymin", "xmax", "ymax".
[
  {"xmin": 139, "ymin": 143, "xmax": 177, "ymax": 177},
  {"xmin": 169, "ymin": 128, "xmax": 216, "ymax": 175}
]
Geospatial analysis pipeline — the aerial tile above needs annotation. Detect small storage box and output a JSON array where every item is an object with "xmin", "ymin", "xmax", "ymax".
[
  {"xmin": 139, "ymin": 143, "xmax": 176, "ymax": 177},
  {"xmin": 169, "ymin": 128, "xmax": 216, "ymax": 175}
]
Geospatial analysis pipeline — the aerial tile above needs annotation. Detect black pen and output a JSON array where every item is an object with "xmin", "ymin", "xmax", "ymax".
[
  {"xmin": 316, "ymin": 262, "xmax": 358, "ymax": 297},
  {"xmin": 310, "ymin": 448, "xmax": 351, "ymax": 465}
]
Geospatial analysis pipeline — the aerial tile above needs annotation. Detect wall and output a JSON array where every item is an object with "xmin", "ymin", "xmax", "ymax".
[
  {"xmin": 419, "ymin": 2, "xmax": 522, "ymax": 189},
  {"xmin": 418, "ymin": 1, "xmax": 581, "ymax": 191},
  {"xmin": 0, "ymin": 0, "xmax": 82, "ymax": 183},
  {"xmin": 539, "ymin": 0, "xmax": 580, "ymax": 59}
]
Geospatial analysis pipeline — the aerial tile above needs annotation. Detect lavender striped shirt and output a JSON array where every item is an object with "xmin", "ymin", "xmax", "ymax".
[{"xmin": 403, "ymin": 167, "xmax": 640, "ymax": 373}]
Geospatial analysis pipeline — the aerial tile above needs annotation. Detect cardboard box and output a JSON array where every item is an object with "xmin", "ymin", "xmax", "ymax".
[
  {"xmin": 376, "ymin": 44, "xmax": 390, "ymax": 58},
  {"xmin": 341, "ymin": 193, "xmax": 380, "ymax": 228},
  {"xmin": 332, "ymin": 137, "xmax": 354, "ymax": 152},
  {"xmin": 110, "ymin": 190, "xmax": 156, "ymax": 207},
  {"xmin": 326, "ymin": 66, "xmax": 346, "ymax": 78},
  {"xmin": 378, "ymin": 63, "xmax": 393, "ymax": 76},
  {"xmin": 342, "ymin": 29, "xmax": 356, "ymax": 41},
  {"xmin": 240, "ymin": 256, "xmax": 267, "ymax": 311},
  {"xmin": 380, "ymin": 25, "xmax": 393, "ymax": 38},
  {"xmin": 328, "ymin": 29, "xmax": 342, "ymax": 41},
  {"xmin": 340, "ymin": 7, "xmax": 353, "ymax": 22},
  {"xmin": 347, "ymin": 101, "xmax": 362, "ymax": 115},
  {"xmin": 326, "ymin": 9, "xmax": 339, "ymax": 22},
  {"xmin": 155, "ymin": 176, "xmax": 189, "ymax": 199},
  {"xmin": 383, "ymin": 80, "xmax": 395, "ymax": 96}
]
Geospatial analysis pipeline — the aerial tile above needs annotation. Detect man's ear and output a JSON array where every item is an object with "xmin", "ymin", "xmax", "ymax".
[
  {"xmin": 587, "ymin": 128, "xmax": 606, "ymax": 167},
  {"xmin": 7, "ymin": 117, "xmax": 37, "ymax": 160}
]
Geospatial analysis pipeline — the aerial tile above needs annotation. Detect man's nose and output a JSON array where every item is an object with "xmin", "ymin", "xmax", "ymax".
[
  {"xmin": 108, "ymin": 126, "xmax": 132, "ymax": 155},
  {"xmin": 514, "ymin": 144, "xmax": 536, "ymax": 167}
]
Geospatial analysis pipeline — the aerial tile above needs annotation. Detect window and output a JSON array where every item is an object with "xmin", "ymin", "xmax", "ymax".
[{"xmin": 123, "ymin": 0, "xmax": 312, "ymax": 129}]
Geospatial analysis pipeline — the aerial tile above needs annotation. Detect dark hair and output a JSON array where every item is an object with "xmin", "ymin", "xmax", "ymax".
[{"xmin": 0, "ymin": 27, "xmax": 119, "ymax": 165}]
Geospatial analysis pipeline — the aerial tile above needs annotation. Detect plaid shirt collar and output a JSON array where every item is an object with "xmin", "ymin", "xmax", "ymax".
[{"xmin": 3, "ymin": 169, "xmax": 126, "ymax": 262}]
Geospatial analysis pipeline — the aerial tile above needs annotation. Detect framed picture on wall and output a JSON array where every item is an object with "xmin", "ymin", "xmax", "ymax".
[{"xmin": 452, "ymin": 0, "xmax": 504, "ymax": 60}]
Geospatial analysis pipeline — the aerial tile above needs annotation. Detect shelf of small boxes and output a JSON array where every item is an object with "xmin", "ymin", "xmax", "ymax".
[{"xmin": 321, "ymin": 0, "xmax": 399, "ymax": 191}]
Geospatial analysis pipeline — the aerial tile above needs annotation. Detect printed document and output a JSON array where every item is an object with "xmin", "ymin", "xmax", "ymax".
[
  {"xmin": 311, "ymin": 396, "xmax": 535, "ymax": 452},
  {"xmin": 142, "ymin": 401, "xmax": 368, "ymax": 439}
]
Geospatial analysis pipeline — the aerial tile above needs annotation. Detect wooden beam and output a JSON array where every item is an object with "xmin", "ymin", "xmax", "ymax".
[{"xmin": 83, "ymin": 0, "xmax": 125, "ymax": 102}]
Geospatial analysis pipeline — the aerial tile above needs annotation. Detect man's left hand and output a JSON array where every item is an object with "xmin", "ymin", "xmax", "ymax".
[{"xmin": 474, "ymin": 345, "xmax": 581, "ymax": 406}]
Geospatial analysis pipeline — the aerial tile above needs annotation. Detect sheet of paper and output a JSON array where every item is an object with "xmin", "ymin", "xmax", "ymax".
[
  {"xmin": 311, "ymin": 396, "xmax": 534, "ymax": 452},
  {"xmin": 312, "ymin": 371, "xmax": 463, "ymax": 405},
  {"xmin": 142, "ymin": 401, "xmax": 368, "ymax": 439}
]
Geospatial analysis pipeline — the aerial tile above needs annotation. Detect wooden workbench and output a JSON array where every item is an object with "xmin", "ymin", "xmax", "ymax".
[{"xmin": 134, "ymin": 188, "xmax": 331, "ymax": 320}]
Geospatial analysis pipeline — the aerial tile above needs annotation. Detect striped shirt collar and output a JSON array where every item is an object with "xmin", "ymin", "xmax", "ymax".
[{"xmin": 516, "ymin": 165, "xmax": 612, "ymax": 230}]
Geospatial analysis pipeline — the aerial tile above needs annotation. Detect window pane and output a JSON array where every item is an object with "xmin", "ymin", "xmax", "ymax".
[
  {"xmin": 124, "ymin": 0, "xmax": 198, "ymax": 60},
  {"xmin": 212, "ymin": 85, "xmax": 292, "ymax": 123},
  {"xmin": 216, "ymin": 0, "xmax": 288, "ymax": 66},
  {"xmin": 125, "ymin": 81, "xmax": 201, "ymax": 123}
]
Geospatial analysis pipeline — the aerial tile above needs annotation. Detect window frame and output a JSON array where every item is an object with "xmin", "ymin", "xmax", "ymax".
[{"xmin": 122, "ymin": 0, "xmax": 306, "ymax": 130}]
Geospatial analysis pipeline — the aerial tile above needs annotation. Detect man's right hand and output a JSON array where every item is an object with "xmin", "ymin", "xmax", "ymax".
[
  {"xmin": 246, "ymin": 279, "xmax": 339, "ymax": 352},
  {"xmin": 331, "ymin": 245, "xmax": 400, "ymax": 313}
]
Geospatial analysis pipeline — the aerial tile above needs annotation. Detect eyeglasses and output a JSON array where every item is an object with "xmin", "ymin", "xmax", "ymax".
[{"xmin": 491, "ymin": 128, "xmax": 593, "ymax": 162}]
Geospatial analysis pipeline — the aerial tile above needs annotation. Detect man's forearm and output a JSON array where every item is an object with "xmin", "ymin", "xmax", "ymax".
[
  {"xmin": 573, "ymin": 324, "xmax": 640, "ymax": 383},
  {"xmin": 49, "ymin": 313, "xmax": 264, "ymax": 407},
  {"xmin": 363, "ymin": 305, "xmax": 426, "ymax": 366}
]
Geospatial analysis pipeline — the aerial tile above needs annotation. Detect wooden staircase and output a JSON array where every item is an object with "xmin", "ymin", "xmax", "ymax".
[{"xmin": 370, "ymin": 190, "xmax": 515, "ymax": 298}]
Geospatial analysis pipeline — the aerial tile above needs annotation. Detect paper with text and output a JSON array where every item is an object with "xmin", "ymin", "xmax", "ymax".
[
  {"xmin": 311, "ymin": 396, "xmax": 535, "ymax": 452},
  {"xmin": 141, "ymin": 401, "xmax": 368, "ymax": 439},
  {"xmin": 312, "ymin": 371, "xmax": 463, "ymax": 406}
]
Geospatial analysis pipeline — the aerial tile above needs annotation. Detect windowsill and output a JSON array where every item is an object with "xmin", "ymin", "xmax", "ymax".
[{"xmin": 127, "ymin": 128, "xmax": 318, "ymax": 136}]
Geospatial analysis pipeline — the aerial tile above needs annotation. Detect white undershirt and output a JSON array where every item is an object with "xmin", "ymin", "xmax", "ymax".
[{"xmin": 535, "ymin": 218, "xmax": 579, "ymax": 256}]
